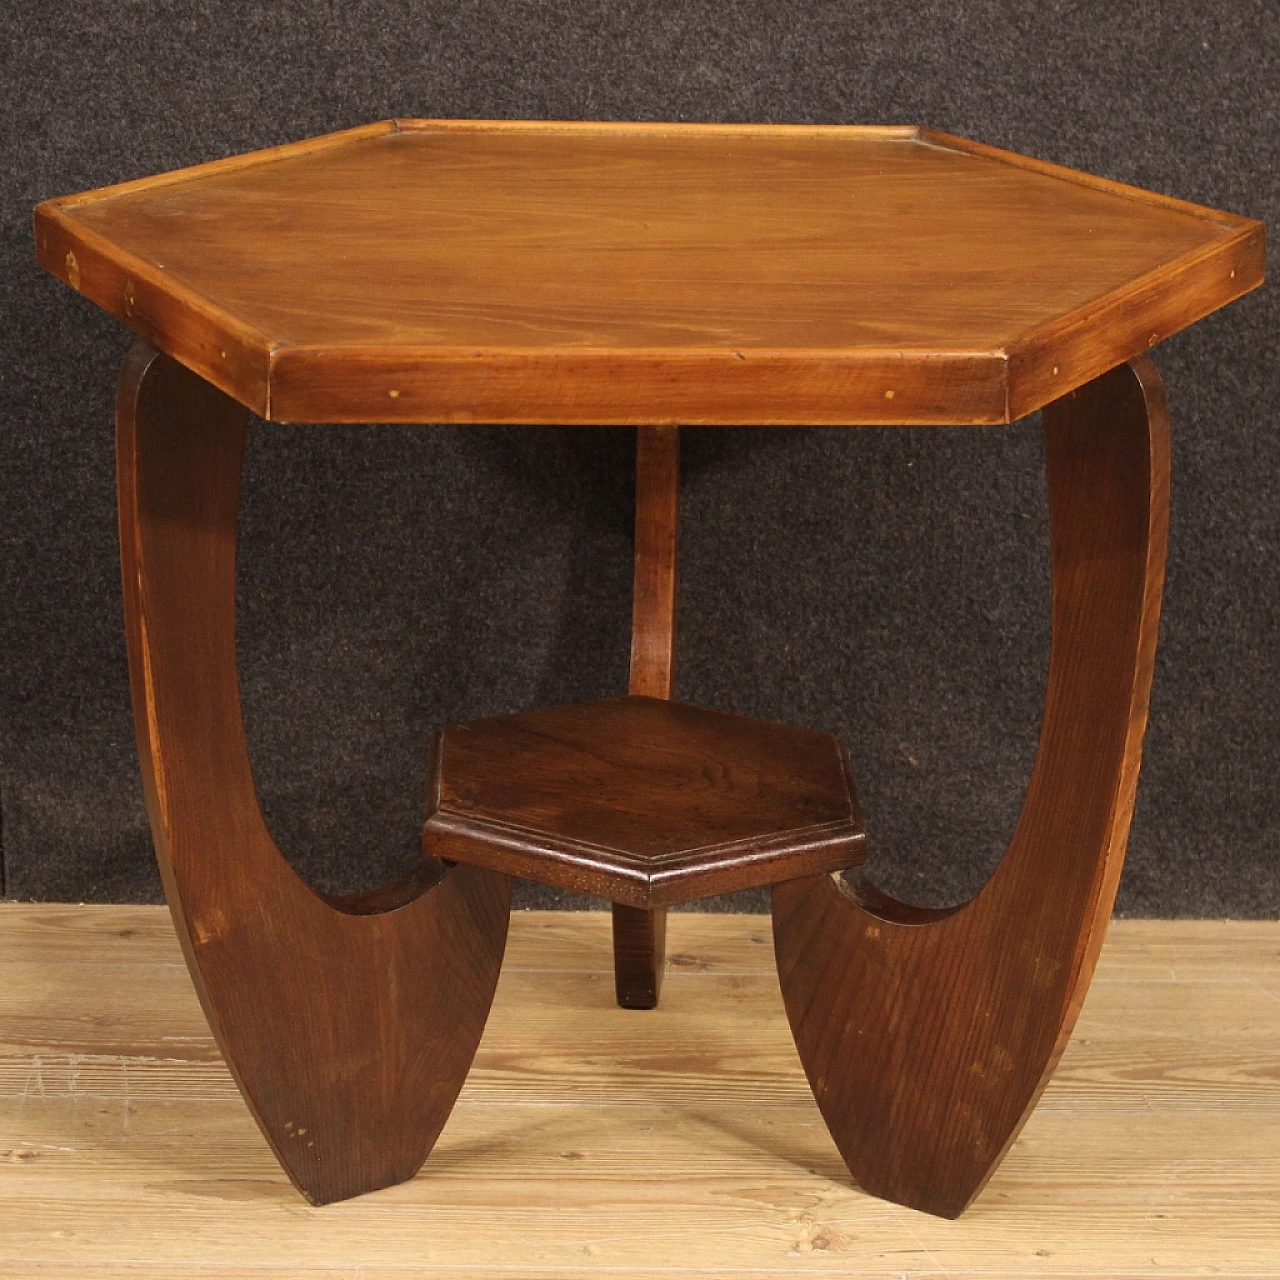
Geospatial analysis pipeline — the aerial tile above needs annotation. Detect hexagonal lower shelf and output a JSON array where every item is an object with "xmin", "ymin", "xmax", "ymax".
[{"xmin": 422, "ymin": 696, "xmax": 866, "ymax": 909}]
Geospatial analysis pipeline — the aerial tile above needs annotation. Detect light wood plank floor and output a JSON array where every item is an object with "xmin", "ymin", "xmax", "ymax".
[{"xmin": 1, "ymin": 905, "xmax": 1278, "ymax": 1279}]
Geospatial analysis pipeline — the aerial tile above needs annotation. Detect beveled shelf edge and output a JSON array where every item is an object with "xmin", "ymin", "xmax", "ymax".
[{"xmin": 423, "ymin": 809, "xmax": 867, "ymax": 910}]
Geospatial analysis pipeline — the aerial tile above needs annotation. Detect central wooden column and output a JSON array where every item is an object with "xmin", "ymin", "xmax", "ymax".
[{"xmin": 612, "ymin": 425, "xmax": 680, "ymax": 1008}]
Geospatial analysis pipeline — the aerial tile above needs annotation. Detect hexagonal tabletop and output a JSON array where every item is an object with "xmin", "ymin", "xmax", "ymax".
[
  {"xmin": 422, "ymin": 697, "xmax": 865, "ymax": 909},
  {"xmin": 36, "ymin": 121, "xmax": 1262, "ymax": 427}
]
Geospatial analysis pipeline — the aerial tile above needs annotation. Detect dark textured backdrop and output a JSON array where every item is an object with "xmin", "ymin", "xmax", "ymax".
[{"xmin": 1, "ymin": 1, "xmax": 1275, "ymax": 914}]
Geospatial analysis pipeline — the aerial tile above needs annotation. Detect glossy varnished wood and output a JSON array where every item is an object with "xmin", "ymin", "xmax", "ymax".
[
  {"xmin": 36, "ymin": 120, "xmax": 1266, "ymax": 1221},
  {"xmin": 772, "ymin": 356, "xmax": 1170, "ymax": 1218},
  {"xmin": 36, "ymin": 120, "xmax": 1263, "ymax": 426},
  {"xmin": 614, "ymin": 426, "xmax": 682, "ymax": 1008},
  {"xmin": 423, "ymin": 696, "xmax": 866, "ymax": 910},
  {"xmin": 117, "ymin": 341, "xmax": 510, "ymax": 1204}
]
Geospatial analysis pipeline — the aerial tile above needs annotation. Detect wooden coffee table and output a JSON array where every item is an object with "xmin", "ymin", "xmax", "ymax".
[{"xmin": 35, "ymin": 120, "xmax": 1264, "ymax": 1217}]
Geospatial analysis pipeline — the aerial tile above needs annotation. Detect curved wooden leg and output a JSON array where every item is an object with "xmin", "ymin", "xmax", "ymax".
[
  {"xmin": 117, "ymin": 341, "xmax": 509, "ymax": 1204},
  {"xmin": 612, "ymin": 425, "xmax": 679, "ymax": 1008},
  {"xmin": 772, "ymin": 357, "xmax": 1170, "ymax": 1218}
]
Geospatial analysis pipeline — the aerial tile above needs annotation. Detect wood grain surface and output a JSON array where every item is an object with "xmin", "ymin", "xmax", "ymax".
[
  {"xmin": 773, "ymin": 356, "xmax": 1171, "ymax": 1218},
  {"xmin": 614, "ymin": 425, "xmax": 682, "ymax": 1008},
  {"xmin": 627, "ymin": 426, "xmax": 680, "ymax": 703},
  {"xmin": 424, "ymin": 695, "xmax": 865, "ymax": 909},
  {"xmin": 35, "ymin": 120, "xmax": 1264, "ymax": 425},
  {"xmin": 610, "ymin": 902, "xmax": 668, "ymax": 1011},
  {"xmin": 2, "ymin": 906, "xmax": 1279, "ymax": 1278},
  {"xmin": 116, "ymin": 340, "xmax": 510, "ymax": 1204}
]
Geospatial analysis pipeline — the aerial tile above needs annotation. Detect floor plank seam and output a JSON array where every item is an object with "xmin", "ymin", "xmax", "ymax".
[{"xmin": 2, "ymin": 908, "xmax": 1278, "ymax": 1274}]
